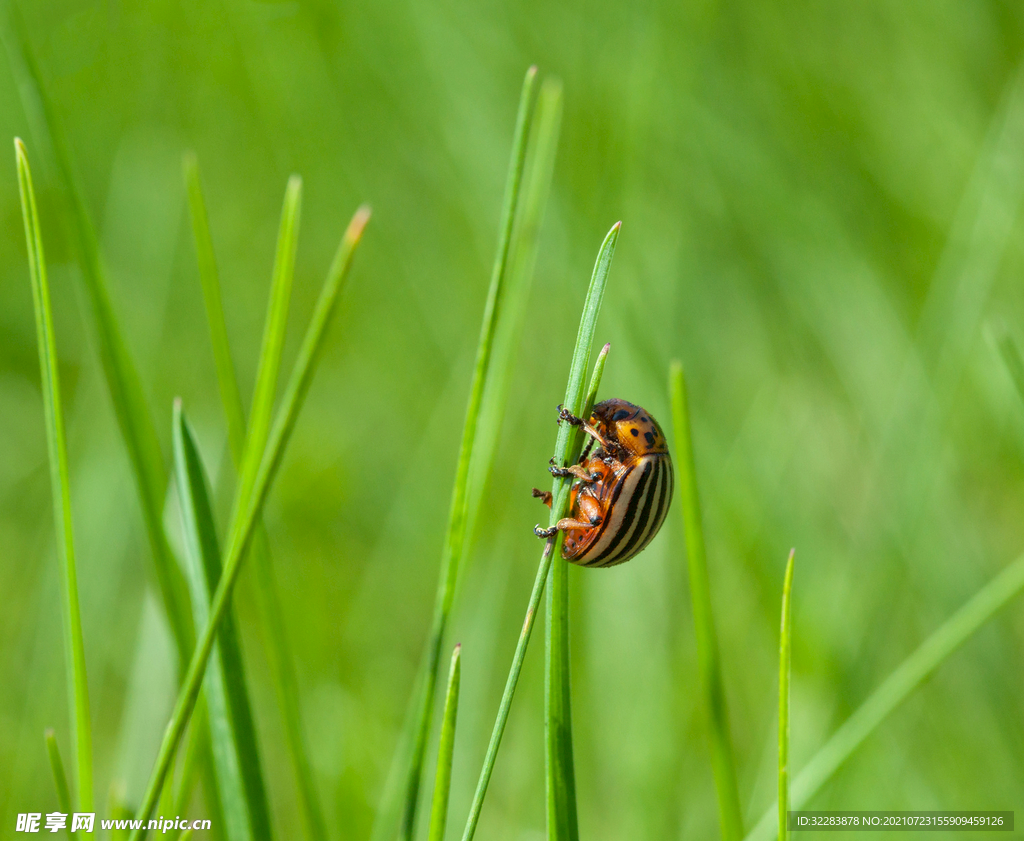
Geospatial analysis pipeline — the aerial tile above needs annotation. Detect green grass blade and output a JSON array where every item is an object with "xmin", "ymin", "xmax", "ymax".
[
  {"xmin": 669, "ymin": 361, "xmax": 743, "ymax": 841},
  {"xmin": 387, "ymin": 65, "xmax": 539, "ymax": 841},
  {"xmin": 548, "ymin": 239, "xmax": 618, "ymax": 839},
  {"xmin": 129, "ymin": 206, "xmax": 369, "ymax": 839},
  {"xmin": 182, "ymin": 154, "xmax": 247, "ymax": 455},
  {"xmin": 746, "ymin": 552, "xmax": 1024, "ymax": 841},
  {"xmin": 173, "ymin": 695, "xmax": 211, "ymax": 817},
  {"xmin": 778, "ymin": 550, "xmax": 795, "ymax": 841},
  {"xmin": 1, "ymin": 8, "xmax": 193, "ymax": 667},
  {"xmin": 173, "ymin": 403, "xmax": 273, "ymax": 841},
  {"xmin": 239, "ymin": 175, "xmax": 303, "ymax": 509},
  {"xmin": 184, "ymin": 155, "xmax": 327, "ymax": 841},
  {"xmin": 462, "ymin": 223, "xmax": 619, "ymax": 841},
  {"xmin": 44, "ymin": 729, "xmax": 73, "ymax": 818},
  {"xmin": 1, "ymin": 9, "xmax": 193, "ymax": 669},
  {"xmin": 427, "ymin": 645, "xmax": 462, "ymax": 841},
  {"xmin": 16, "ymin": 138, "xmax": 94, "ymax": 813},
  {"xmin": 467, "ymin": 78, "xmax": 564, "ymax": 525}
]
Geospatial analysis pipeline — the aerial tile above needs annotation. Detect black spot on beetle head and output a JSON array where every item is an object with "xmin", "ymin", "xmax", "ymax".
[
  {"xmin": 644, "ymin": 431, "xmax": 655, "ymax": 446},
  {"xmin": 630, "ymin": 428, "xmax": 639, "ymax": 437}
]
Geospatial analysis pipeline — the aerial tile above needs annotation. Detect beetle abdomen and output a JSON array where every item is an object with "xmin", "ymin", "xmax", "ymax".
[{"xmin": 568, "ymin": 453, "xmax": 674, "ymax": 568}]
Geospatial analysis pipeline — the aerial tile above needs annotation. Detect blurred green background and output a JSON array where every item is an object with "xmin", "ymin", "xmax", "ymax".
[{"xmin": 2, "ymin": 1, "xmax": 1024, "ymax": 838}]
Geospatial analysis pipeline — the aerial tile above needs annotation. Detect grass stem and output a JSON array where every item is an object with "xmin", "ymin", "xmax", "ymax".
[
  {"xmin": 461, "ymin": 224, "xmax": 619, "ymax": 841},
  {"xmin": 16, "ymin": 139, "xmax": 93, "ymax": 813},
  {"xmin": 778, "ymin": 550, "xmax": 795, "ymax": 841},
  {"xmin": 427, "ymin": 645, "xmax": 462, "ymax": 841},
  {"xmin": 669, "ymin": 362, "xmax": 743, "ymax": 841}
]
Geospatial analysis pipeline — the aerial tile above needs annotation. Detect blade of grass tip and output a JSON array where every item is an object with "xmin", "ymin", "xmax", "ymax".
[
  {"xmin": 745, "ymin": 551, "xmax": 1024, "ymax": 841},
  {"xmin": 182, "ymin": 153, "xmax": 247, "ymax": 452},
  {"xmin": 17, "ymin": 139, "xmax": 93, "ymax": 813},
  {"xmin": 185, "ymin": 156, "xmax": 326, "ymax": 840},
  {"xmin": 669, "ymin": 361, "xmax": 743, "ymax": 841},
  {"xmin": 44, "ymin": 729, "xmax": 73, "ymax": 817},
  {"xmin": 462, "ymin": 223, "xmax": 619, "ymax": 841},
  {"xmin": 427, "ymin": 645, "xmax": 462, "ymax": 841},
  {"xmin": 173, "ymin": 402, "xmax": 272, "ymax": 841},
  {"xmin": 238, "ymin": 175, "xmax": 302, "ymax": 510},
  {"xmin": 129, "ymin": 206, "xmax": 369, "ymax": 840},
  {"xmin": 383, "ymin": 66, "xmax": 539, "ymax": 841},
  {"xmin": 778, "ymin": 550, "xmax": 795, "ymax": 841},
  {"xmin": 2, "ymin": 13, "xmax": 194, "ymax": 669},
  {"xmin": 467, "ymin": 77, "xmax": 563, "ymax": 526}
]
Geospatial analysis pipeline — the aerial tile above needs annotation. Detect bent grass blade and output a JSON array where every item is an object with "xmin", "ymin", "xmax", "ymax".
[{"xmin": 16, "ymin": 139, "xmax": 93, "ymax": 812}]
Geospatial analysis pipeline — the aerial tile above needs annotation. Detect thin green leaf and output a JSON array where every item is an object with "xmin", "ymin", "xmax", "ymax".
[
  {"xmin": 778, "ymin": 550, "xmax": 795, "ymax": 841},
  {"xmin": 381, "ymin": 65, "xmax": 540, "ymax": 841},
  {"xmin": 173, "ymin": 695, "xmax": 211, "ymax": 818},
  {"xmin": 44, "ymin": 729, "xmax": 73, "ymax": 818},
  {"xmin": 462, "ymin": 223, "xmax": 620, "ymax": 841},
  {"xmin": 173, "ymin": 403, "xmax": 272, "ymax": 841},
  {"xmin": 427, "ymin": 645, "xmax": 462, "ymax": 841},
  {"xmin": 1, "ymin": 7, "xmax": 193, "ymax": 668},
  {"xmin": 239, "ymin": 175, "xmax": 303, "ymax": 511},
  {"xmin": 467, "ymin": 78, "xmax": 564, "ymax": 524},
  {"xmin": 746, "ymin": 551, "xmax": 1024, "ymax": 841},
  {"xmin": 182, "ymin": 153, "xmax": 247, "ymax": 455},
  {"xmin": 130, "ymin": 205, "xmax": 369, "ymax": 839},
  {"xmin": 16, "ymin": 138, "xmax": 93, "ymax": 813},
  {"xmin": 669, "ymin": 361, "xmax": 743, "ymax": 841},
  {"xmin": 185, "ymin": 155, "xmax": 327, "ymax": 841}
]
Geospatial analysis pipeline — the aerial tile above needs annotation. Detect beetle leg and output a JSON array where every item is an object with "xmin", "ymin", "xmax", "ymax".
[
  {"xmin": 557, "ymin": 516, "xmax": 597, "ymax": 530},
  {"xmin": 549, "ymin": 463, "xmax": 598, "ymax": 482},
  {"xmin": 557, "ymin": 405, "xmax": 619, "ymax": 452},
  {"xmin": 532, "ymin": 488, "xmax": 553, "ymax": 507},
  {"xmin": 533, "ymin": 518, "xmax": 598, "ymax": 540}
]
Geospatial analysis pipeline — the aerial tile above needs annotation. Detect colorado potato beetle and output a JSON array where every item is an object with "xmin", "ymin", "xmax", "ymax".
[{"xmin": 533, "ymin": 398, "xmax": 674, "ymax": 568}]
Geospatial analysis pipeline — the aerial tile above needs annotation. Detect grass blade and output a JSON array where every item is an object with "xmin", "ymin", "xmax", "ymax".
[
  {"xmin": 239, "ymin": 175, "xmax": 303, "ymax": 509},
  {"xmin": 16, "ymin": 138, "xmax": 93, "ymax": 812},
  {"xmin": 185, "ymin": 156, "xmax": 327, "ymax": 840},
  {"xmin": 173, "ymin": 403, "xmax": 273, "ymax": 841},
  {"xmin": 669, "ymin": 362, "xmax": 743, "ymax": 841},
  {"xmin": 778, "ymin": 550, "xmax": 795, "ymax": 841},
  {"xmin": 385, "ymin": 65, "xmax": 539, "ymax": 841},
  {"xmin": 461, "ymin": 224, "xmax": 619, "ymax": 841},
  {"xmin": 427, "ymin": 645, "xmax": 462, "ymax": 841},
  {"xmin": 130, "ymin": 206, "xmax": 370, "ymax": 838},
  {"xmin": 182, "ymin": 153, "xmax": 247, "ymax": 453},
  {"xmin": 1, "ymin": 7, "xmax": 194, "ymax": 668},
  {"xmin": 44, "ymin": 729, "xmax": 73, "ymax": 817},
  {"xmin": 544, "ymin": 341, "xmax": 611, "ymax": 841},
  {"xmin": 746, "ymin": 552, "xmax": 1024, "ymax": 841},
  {"xmin": 467, "ymin": 78, "xmax": 564, "ymax": 525}
]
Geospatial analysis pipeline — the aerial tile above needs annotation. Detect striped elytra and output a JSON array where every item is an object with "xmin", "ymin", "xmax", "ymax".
[{"xmin": 534, "ymin": 398, "xmax": 674, "ymax": 568}]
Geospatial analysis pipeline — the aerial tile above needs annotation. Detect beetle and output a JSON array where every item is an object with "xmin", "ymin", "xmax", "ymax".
[{"xmin": 532, "ymin": 398, "xmax": 674, "ymax": 568}]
